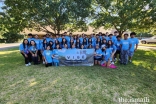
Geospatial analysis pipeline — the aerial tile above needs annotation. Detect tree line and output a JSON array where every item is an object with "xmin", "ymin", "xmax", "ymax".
[{"xmin": 0, "ymin": 0, "xmax": 156, "ymax": 36}]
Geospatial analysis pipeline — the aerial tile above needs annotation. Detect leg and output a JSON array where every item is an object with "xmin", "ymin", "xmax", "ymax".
[
  {"xmin": 21, "ymin": 53, "xmax": 29, "ymax": 64},
  {"xmin": 120, "ymin": 50, "xmax": 124, "ymax": 64}
]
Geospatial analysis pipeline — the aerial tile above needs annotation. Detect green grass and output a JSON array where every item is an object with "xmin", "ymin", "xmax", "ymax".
[{"xmin": 0, "ymin": 48, "xmax": 156, "ymax": 104}]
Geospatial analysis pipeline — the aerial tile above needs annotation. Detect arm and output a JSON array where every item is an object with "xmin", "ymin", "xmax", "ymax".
[{"xmin": 135, "ymin": 44, "xmax": 138, "ymax": 51}]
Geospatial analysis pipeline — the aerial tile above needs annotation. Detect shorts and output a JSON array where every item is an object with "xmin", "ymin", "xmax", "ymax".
[
  {"xmin": 129, "ymin": 51, "xmax": 134, "ymax": 57},
  {"xmin": 94, "ymin": 57, "xmax": 102, "ymax": 61}
]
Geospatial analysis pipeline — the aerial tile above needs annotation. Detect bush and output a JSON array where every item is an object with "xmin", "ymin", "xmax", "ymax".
[{"xmin": 2, "ymin": 32, "xmax": 24, "ymax": 43}]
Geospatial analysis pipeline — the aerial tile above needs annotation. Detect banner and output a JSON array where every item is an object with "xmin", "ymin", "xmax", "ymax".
[{"xmin": 56, "ymin": 49, "xmax": 95, "ymax": 66}]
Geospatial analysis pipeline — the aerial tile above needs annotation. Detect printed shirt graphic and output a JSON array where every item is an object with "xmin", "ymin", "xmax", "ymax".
[
  {"xmin": 43, "ymin": 50, "xmax": 53, "ymax": 63},
  {"xmin": 52, "ymin": 49, "xmax": 59, "ymax": 63},
  {"xmin": 121, "ymin": 39, "xmax": 131, "ymax": 50},
  {"xmin": 29, "ymin": 46, "xmax": 37, "ymax": 53}
]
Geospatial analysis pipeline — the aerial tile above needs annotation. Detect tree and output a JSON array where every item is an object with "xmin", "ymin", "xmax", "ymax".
[
  {"xmin": 4, "ymin": 0, "xmax": 92, "ymax": 34},
  {"xmin": 90, "ymin": 0, "xmax": 156, "ymax": 36}
]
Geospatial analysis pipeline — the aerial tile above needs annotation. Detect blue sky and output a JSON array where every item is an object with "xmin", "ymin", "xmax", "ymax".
[{"xmin": 0, "ymin": 2, "xmax": 5, "ymax": 12}]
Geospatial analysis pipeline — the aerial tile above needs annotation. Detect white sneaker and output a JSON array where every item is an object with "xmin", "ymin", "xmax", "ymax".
[
  {"xmin": 43, "ymin": 61, "xmax": 45, "ymax": 64},
  {"xmin": 25, "ymin": 64, "xmax": 29, "ymax": 66},
  {"xmin": 129, "ymin": 60, "xmax": 132, "ymax": 63},
  {"xmin": 111, "ymin": 62, "xmax": 114, "ymax": 64},
  {"xmin": 28, "ymin": 63, "xmax": 31, "ymax": 66}
]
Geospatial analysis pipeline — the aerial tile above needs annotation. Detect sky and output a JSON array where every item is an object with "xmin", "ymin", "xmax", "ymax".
[{"xmin": 0, "ymin": 1, "xmax": 5, "ymax": 12}]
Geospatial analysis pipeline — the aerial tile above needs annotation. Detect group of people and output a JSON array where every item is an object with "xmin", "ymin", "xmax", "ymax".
[{"xmin": 19, "ymin": 31, "xmax": 139, "ymax": 68}]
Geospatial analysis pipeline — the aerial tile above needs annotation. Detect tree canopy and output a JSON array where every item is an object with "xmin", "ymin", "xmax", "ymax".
[{"xmin": 1, "ymin": 0, "xmax": 156, "ymax": 35}]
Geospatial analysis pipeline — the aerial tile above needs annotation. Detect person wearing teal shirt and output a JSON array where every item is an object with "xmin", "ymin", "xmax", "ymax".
[
  {"xmin": 43, "ymin": 45, "xmax": 53, "ymax": 67},
  {"xmin": 120, "ymin": 33, "xmax": 132, "ymax": 65},
  {"xmin": 52, "ymin": 45, "xmax": 60, "ymax": 66},
  {"xmin": 128, "ymin": 32, "xmax": 139, "ymax": 62},
  {"xmin": 19, "ymin": 39, "xmax": 31, "ymax": 66},
  {"xmin": 27, "ymin": 33, "xmax": 35, "ymax": 43},
  {"xmin": 34, "ymin": 34, "xmax": 42, "ymax": 62}
]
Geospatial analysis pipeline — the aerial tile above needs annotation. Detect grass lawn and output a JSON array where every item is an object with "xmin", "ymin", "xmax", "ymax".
[{"xmin": 0, "ymin": 47, "xmax": 156, "ymax": 104}]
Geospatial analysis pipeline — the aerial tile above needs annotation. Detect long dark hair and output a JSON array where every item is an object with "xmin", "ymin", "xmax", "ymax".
[
  {"xmin": 43, "ymin": 39, "xmax": 48, "ymax": 50},
  {"xmin": 61, "ymin": 38, "xmax": 67, "ymax": 45},
  {"xmin": 30, "ymin": 40, "xmax": 36, "ymax": 47},
  {"xmin": 70, "ymin": 39, "xmax": 74, "ymax": 48},
  {"xmin": 88, "ymin": 38, "xmax": 92, "ymax": 44},
  {"xmin": 82, "ymin": 38, "xmax": 87, "ymax": 45},
  {"xmin": 22, "ymin": 39, "xmax": 29, "ymax": 49},
  {"xmin": 75, "ymin": 38, "xmax": 80, "ymax": 48},
  {"xmin": 48, "ymin": 41, "xmax": 54, "ymax": 50},
  {"xmin": 107, "ymin": 40, "xmax": 113, "ymax": 48}
]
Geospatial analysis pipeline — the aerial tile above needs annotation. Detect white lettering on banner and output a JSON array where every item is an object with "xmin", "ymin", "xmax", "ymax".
[{"xmin": 65, "ymin": 54, "xmax": 87, "ymax": 60}]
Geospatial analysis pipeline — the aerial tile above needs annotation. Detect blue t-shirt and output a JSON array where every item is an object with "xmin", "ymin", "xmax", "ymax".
[
  {"xmin": 121, "ymin": 39, "xmax": 131, "ymax": 50},
  {"xmin": 95, "ymin": 49, "xmax": 102, "ymax": 59},
  {"xmin": 34, "ymin": 39, "xmax": 41, "ymax": 50},
  {"xmin": 114, "ymin": 40, "xmax": 122, "ymax": 51},
  {"xmin": 65, "ymin": 36, "xmax": 70, "ymax": 43},
  {"xmin": 27, "ymin": 38, "xmax": 35, "ymax": 43},
  {"xmin": 105, "ymin": 36, "xmax": 109, "ymax": 41},
  {"xmin": 52, "ymin": 49, "xmax": 59, "ymax": 63},
  {"xmin": 128, "ymin": 38, "xmax": 139, "ymax": 52},
  {"xmin": 46, "ymin": 38, "xmax": 52, "ymax": 43},
  {"xmin": 19, "ymin": 44, "xmax": 29, "ymax": 54},
  {"xmin": 40, "ymin": 43, "xmax": 47, "ymax": 51},
  {"xmin": 43, "ymin": 50, "xmax": 53, "ymax": 63},
  {"xmin": 108, "ymin": 45, "xmax": 116, "ymax": 53},
  {"xmin": 29, "ymin": 46, "xmax": 38, "ymax": 53},
  {"xmin": 79, "ymin": 37, "xmax": 83, "ymax": 44},
  {"xmin": 112, "ymin": 36, "xmax": 117, "ymax": 43},
  {"xmin": 102, "ymin": 48, "xmax": 112, "ymax": 61}
]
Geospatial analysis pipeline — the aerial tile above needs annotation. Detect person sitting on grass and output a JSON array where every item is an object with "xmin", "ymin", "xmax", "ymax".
[
  {"xmin": 120, "ymin": 33, "xmax": 132, "ymax": 65},
  {"xmin": 94, "ymin": 44, "xmax": 102, "ymax": 65},
  {"xmin": 19, "ymin": 39, "xmax": 31, "ymax": 66},
  {"xmin": 101, "ymin": 45, "xmax": 117, "ymax": 69},
  {"xmin": 43, "ymin": 45, "xmax": 53, "ymax": 67},
  {"xmin": 29, "ymin": 40, "xmax": 38, "ymax": 65}
]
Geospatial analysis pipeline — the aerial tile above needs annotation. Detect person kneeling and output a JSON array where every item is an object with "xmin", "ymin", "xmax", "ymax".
[{"xmin": 43, "ymin": 45, "xmax": 53, "ymax": 67}]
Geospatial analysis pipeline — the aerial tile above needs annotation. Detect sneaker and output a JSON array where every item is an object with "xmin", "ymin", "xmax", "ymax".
[
  {"xmin": 25, "ymin": 64, "xmax": 29, "ymax": 66},
  {"xmin": 109, "ymin": 64, "xmax": 117, "ymax": 69},
  {"xmin": 111, "ymin": 62, "xmax": 114, "ymax": 64},
  {"xmin": 43, "ymin": 61, "xmax": 45, "ymax": 64},
  {"xmin": 28, "ymin": 63, "xmax": 31, "ymax": 66},
  {"xmin": 129, "ymin": 60, "xmax": 132, "ymax": 63},
  {"xmin": 101, "ymin": 63, "xmax": 106, "ymax": 67}
]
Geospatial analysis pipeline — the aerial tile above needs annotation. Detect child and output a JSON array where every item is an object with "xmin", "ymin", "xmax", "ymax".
[
  {"xmin": 128, "ymin": 32, "xmax": 139, "ymax": 62},
  {"xmin": 107, "ymin": 40, "xmax": 116, "ymax": 64},
  {"xmin": 29, "ymin": 40, "xmax": 38, "ymax": 65},
  {"xmin": 19, "ymin": 39, "xmax": 31, "ymax": 66},
  {"xmin": 94, "ymin": 45, "xmax": 102, "ymax": 65},
  {"xmin": 120, "ymin": 33, "xmax": 132, "ymax": 65},
  {"xmin": 43, "ymin": 45, "xmax": 53, "ymax": 67},
  {"xmin": 101, "ymin": 45, "xmax": 117, "ymax": 68}
]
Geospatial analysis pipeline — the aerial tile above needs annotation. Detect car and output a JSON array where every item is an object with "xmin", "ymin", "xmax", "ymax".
[{"xmin": 141, "ymin": 36, "xmax": 156, "ymax": 44}]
